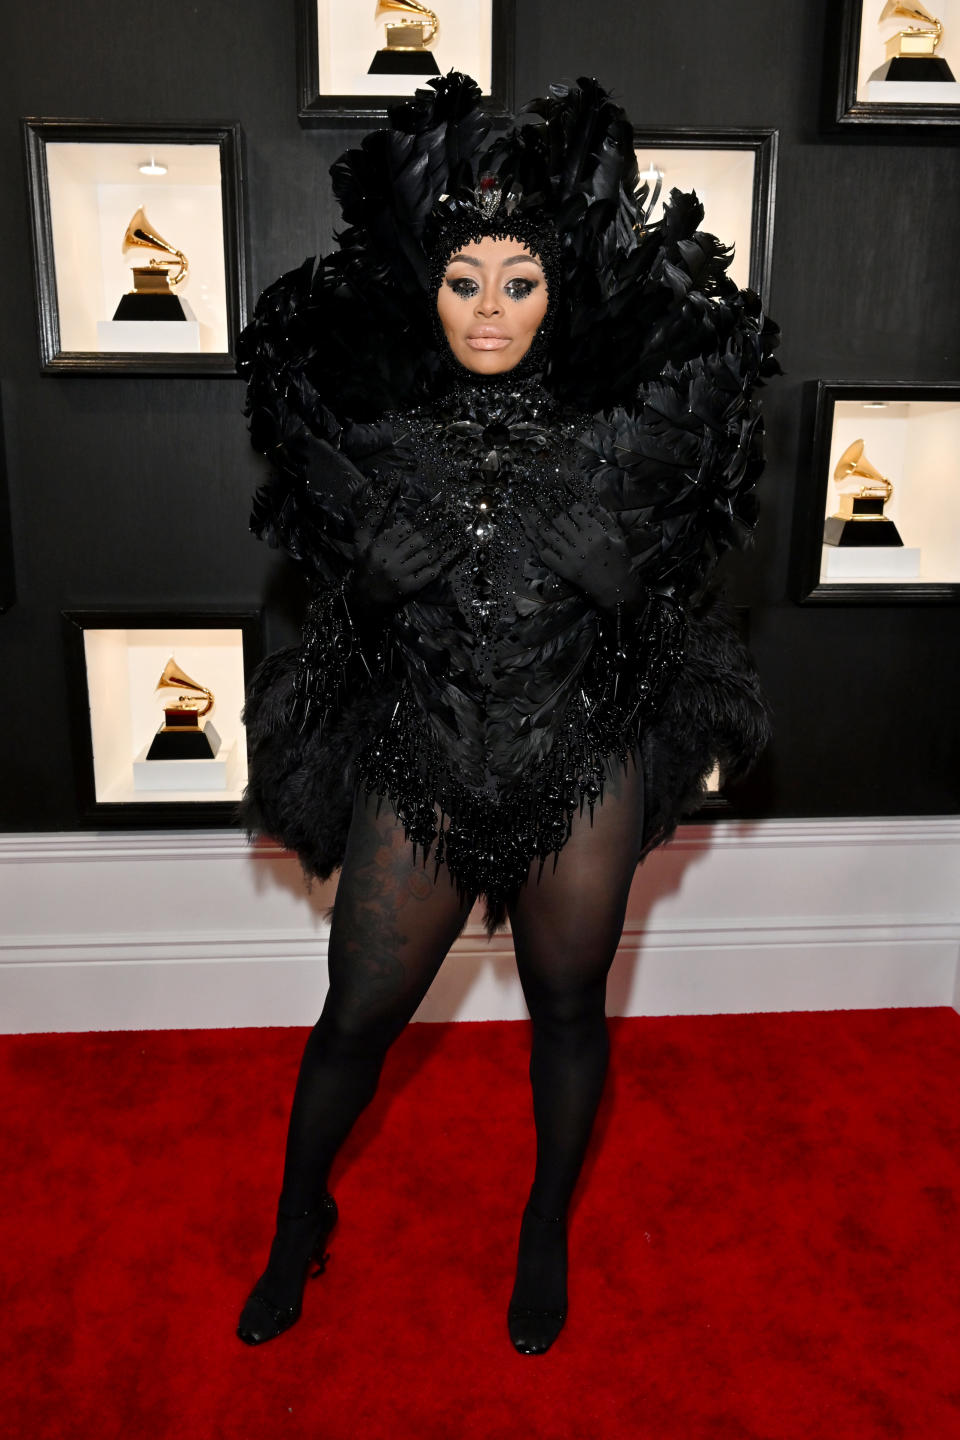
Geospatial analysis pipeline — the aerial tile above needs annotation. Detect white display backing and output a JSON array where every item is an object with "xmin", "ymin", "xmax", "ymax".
[
  {"xmin": 316, "ymin": 0, "xmax": 492, "ymax": 98},
  {"xmin": 820, "ymin": 400, "xmax": 960, "ymax": 584},
  {"xmin": 856, "ymin": 0, "xmax": 959, "ymax": 99},
  {"xmin": 634, "ymin": 148, "xmax": 756, "ymax": 291},
  {"xmin": 45, "ymin": 142, "xmax": 227, "ymax": 353},
  {"xmin": 82, "ymin": 627, "xmax": 248, "ymax": 804}
]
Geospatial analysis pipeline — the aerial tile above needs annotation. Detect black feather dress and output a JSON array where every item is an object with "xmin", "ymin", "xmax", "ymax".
[{"xmin": 237, "ymin": 74, "xmax": 779, "ymax": 931}]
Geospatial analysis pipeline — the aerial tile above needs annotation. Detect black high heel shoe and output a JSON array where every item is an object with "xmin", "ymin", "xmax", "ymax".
[
  {"xmin": 507, "ymin": 1205, "xmax": 568, "ymax": 1356},
  {"xmin": 236, "ymin": 1191, "xmax": 338, "ymax": 1346}
]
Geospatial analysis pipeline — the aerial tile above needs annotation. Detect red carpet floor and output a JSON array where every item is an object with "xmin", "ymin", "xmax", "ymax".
[{"xmin": 3, "ymin": 1009, "xmax": 960, "ymax": 1439}]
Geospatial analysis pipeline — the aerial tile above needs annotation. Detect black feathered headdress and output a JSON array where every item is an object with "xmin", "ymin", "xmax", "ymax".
[{"xmin": 239, "ymin": 71, "xmax": 778, "ymax": 425}]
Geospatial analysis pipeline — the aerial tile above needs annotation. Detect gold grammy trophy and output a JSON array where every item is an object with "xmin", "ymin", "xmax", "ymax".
[
  {"xmin": 871, "ymin": 1, "xmax": 955, "ymax": 80},
  {"xmin": 368, "ymin": 0, "xmax": 440, "ymax": 74},
  {"xmin": 823, "ymin": 439, "xmax": 904, "ymax": 548},
  {"xmin": 112, "ymin": 207, "xmax": 191, "ymax": 322},
  {"xmin": 146, "ymin": 658, "xmax": 222, "ymax": 760}
]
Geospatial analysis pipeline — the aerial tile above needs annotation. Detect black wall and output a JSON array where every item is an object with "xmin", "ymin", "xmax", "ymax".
[{"xmin": 1, "ymin": 0, "xmax": 957, "ymax": 828}]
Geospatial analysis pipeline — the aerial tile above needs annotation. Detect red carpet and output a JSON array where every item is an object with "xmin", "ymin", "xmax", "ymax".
[{"xmin": 3, "ymin": 1009, "xmax": 960, "ymax": 1439}]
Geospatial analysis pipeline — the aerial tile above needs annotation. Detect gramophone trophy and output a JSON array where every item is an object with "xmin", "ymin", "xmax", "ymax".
[
  {"xmin": 112, "ymin": 207, "xmax": 191, "ymax": 321},
  {"xmin": 871, "ymin": 1, "xmax": 955, "ymax": 81},
  {"xmin": 823, "ymin": 439, "xmax": 904, "ymax": 547},
  {"xmin": 145, "ymin": 657, "xmax": 222, "ymax": 760},
  {"xmin": 368, "ymin": 0, "xmax": 440, "ymax": 74}
]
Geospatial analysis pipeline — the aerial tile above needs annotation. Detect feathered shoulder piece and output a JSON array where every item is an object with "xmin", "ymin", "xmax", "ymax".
[
  {"xmin": 580, "ymin": 281, "xmax": 778, "ymax": 607},
  {"xmin": 238, "ymin": 73, "xmax": 492, "ymax": 430},
  {"xmin": 238, "ymin": 69, "xmax": 779, "ymax": 438}
]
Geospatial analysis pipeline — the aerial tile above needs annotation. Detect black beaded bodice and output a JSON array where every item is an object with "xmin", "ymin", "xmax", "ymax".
[
  {"xmin": 384, "ymin": 373, "xmax": 593, "ymax": 667},
  {"xmin": 305, "ymin": 372, "xmax": 689, "ymax": 906}
]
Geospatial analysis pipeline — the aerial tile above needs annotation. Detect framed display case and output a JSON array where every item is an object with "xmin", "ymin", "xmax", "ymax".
[
  {"xmin": 297, "ymin": 0, "xmax": 515, "ymax": 122},
  {"xmin": 0, "ymin": 397, "xmax": 13, "ymax": 615},
  {"xmin": 22, "ymin": 120, "xmax": 248, "ymax": 375},
  {"xmin": 691, "ymin": 607, "xmax": 756, "ymax": 819},
  {"xmin": 698, "ymin": 764, "xmax": 728, "ymax": 813},
  {"xmin": 794, "ymin": 381, "xmax": 960, "ymax": 604},
  {"xmin": 632, "ymin": 129, "xmax": 778, "ymax": 300},
  {"xmin": 62, "ymin": 610, "xmax": 262, "ymax": 826},
  {"xmin": 833, "ymin": 0, "xmax": 960, "ymax": 126}
]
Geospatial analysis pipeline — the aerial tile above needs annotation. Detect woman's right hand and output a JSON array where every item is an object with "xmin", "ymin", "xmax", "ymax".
[{"xmin": 352, "ymin": 517, "xmax": 459, "ymax": 608}]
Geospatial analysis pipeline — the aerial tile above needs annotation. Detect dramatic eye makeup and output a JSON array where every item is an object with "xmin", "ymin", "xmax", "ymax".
[
  {"xmin": 442, "ymin": 249, "xmax": 544, "ymax": 302},
  {"xmin": 504, "ymin": 277, "xmax": 539, "ymax": 300},
  {"xmin": 443, "ymin": 273, "xmax": 542, "ymax": 301}
]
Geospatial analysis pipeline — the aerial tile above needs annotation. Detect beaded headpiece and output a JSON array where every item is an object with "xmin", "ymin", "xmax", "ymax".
[{"xmin": 427, "ymin": 175, "xmax": 561, "ymax": 284}]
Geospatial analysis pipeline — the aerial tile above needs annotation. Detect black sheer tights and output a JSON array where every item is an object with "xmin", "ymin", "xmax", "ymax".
[
  {"xmin": 507, "ymin": 756, "xmax": 645, "ymax": 1325},
  {"xmin": 252, "ymin": 759, "xmax": 644, "ymax": 1320},
  {"xmin": 254, "ymin": 793, "xmax": 474, "ymax": 1310}
]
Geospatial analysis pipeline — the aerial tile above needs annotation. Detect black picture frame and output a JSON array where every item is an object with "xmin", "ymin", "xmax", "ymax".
[
  {"xmin": 631, "ymin": 128, "xmax": 778, "ymax": 303},
  {"xmin": 62, "ymin": 609, "xmax": 263, "ymax": 827},
  {"xmin": 0, "ymin": 395, "xmax": 14, "ymax": 616},
  {"xmin": 297, "ymin": 0, "xmax": 515, "ymax": 124},
  {"xmin": 793, "ymin": 380, "xmax": 960, "ymax": 605},
  {"xmin": 22, "ymin": 119, "xmax": 248, "ymax": 376},
  {"xmin": 832, "ymin": 0, "xmax": 960, "ymax": 128}
]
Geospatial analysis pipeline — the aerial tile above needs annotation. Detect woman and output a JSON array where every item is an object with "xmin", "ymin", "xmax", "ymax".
[{"xmin": 235, "ymin": 73, "xmax": 778, "ymax": 1355}]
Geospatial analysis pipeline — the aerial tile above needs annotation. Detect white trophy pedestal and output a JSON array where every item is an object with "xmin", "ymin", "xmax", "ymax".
[
  {"xmin": 97, "ymin": 296, "xmax": 200, "ymax": 353},
  {"xmin": 133, "ymin": 739, "xmax": 233, "ymax": 792},
  {"xmin": 866, "ymin": 80, "xmax": 960, "ymax": 102},
  {"xmin": 821, "ymin": 546, "xmax": 922, "ymax": 581},
  {"xmin": 97, "ymin": 320, "xmax": 201, "ymax": 353}
]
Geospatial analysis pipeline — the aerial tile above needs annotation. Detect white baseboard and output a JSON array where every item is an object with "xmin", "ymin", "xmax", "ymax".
[{"xmin": 1, "ymin": 819, "xmax": 959, "ymax": 1032}]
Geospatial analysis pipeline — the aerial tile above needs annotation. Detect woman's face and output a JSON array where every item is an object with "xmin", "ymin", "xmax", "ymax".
[{"xmin": 436, "ymin": 235, "xmax": 549, "ymax": 375}]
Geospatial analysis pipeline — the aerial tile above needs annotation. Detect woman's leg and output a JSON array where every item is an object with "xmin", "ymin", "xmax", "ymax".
[
  {"xmin": 505, "ymin": 756, "xmax": 645, "ymax": 1352},
  {"xmin": 239, "ymin": 790, "xmax": 474, "ymax": 1338}
]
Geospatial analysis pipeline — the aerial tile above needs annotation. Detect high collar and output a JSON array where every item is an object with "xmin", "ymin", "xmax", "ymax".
[{"xmin": 443, "ymin": 367, "xmax": 555, "ymax": 415}]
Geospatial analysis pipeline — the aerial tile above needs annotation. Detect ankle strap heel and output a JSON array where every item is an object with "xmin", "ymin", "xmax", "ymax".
[{"xmin": 237, "ymin": 1192, "xmax": 339, "ymax": 1346}]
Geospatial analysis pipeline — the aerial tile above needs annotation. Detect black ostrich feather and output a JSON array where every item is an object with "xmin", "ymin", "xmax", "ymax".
[{"xmin": 332, "ymin": 71, "xmax": 491, "ymax": 295}]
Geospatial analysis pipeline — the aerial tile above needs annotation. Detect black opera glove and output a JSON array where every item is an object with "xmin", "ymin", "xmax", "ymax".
[{"xmin": 529, "ymin": 500, "xmax": 646, "ymax": 612}]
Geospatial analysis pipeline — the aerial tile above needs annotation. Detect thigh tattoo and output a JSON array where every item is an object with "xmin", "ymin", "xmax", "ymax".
[{"xmin": 329, "ymin": 793, "xmax": 462, "ymax": 1015}]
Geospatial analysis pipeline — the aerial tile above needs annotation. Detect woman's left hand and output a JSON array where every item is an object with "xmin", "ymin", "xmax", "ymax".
[{"xmin": 527, "ymin": 500, "xmax": 645, "ymax": 611}]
